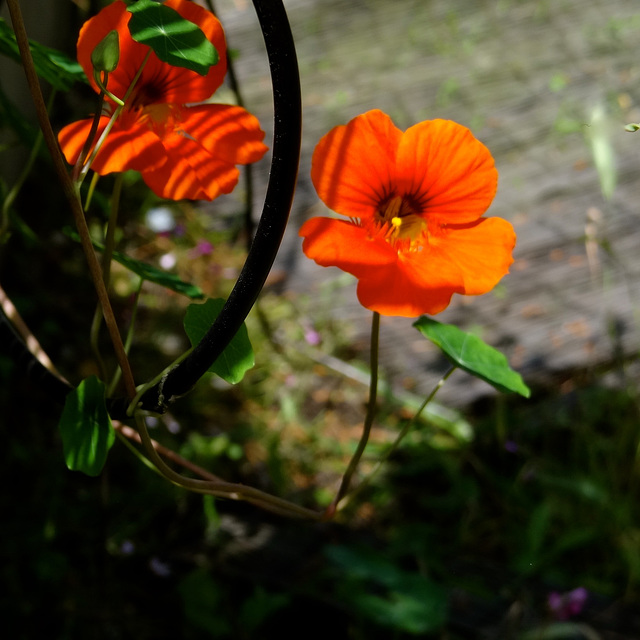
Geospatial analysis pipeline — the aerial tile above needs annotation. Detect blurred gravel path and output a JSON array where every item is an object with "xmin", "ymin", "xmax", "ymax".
[{"xmin": 214, "ymin": 0, "xmax": 640, "ymax": 405}]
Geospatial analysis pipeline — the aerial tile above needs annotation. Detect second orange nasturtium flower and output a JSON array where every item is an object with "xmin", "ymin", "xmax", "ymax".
[
  {"xmin": 58, "ymin": 0, "xmax": 268, "ymax": 201},
  {"xmin": 299, "ymin": 110, "xmax": 516, "ymax": 317}
]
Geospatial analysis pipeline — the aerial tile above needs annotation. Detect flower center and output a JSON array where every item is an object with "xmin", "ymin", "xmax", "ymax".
[
  {"xmin": 376, "ymin": 195, "xmax": 426, "ymax": 249},
  {"xmin": 130, "ymin": 82, "xmax": 165, "ymax": 109}
]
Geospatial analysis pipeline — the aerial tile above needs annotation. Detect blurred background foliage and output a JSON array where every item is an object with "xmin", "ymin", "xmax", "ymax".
[{"xmin": 2, "ymin": 0, "xmax": 640, "ymax": 638}]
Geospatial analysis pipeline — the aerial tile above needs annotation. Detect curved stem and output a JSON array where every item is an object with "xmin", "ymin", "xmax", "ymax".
[
  {"xmin": 134, "ymin": 413, "xmax": 322, "ymax": 520},
  {"xmin": 327, "ymin": 312, "xmax": 380, "ymax": 516},
  {"xmin": 93, "ymin": 69, "xmax": 124, "ymax": 106}
]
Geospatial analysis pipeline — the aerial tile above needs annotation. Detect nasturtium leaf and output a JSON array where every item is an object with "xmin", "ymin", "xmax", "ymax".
[
  {"xmin": 184, "ymin": 298, "xmax": 254, "ymax": 384},
  {"xmin": 413, "ymin": 317, "xmax": 530, "ymax": 397},
  {"xmin": 127, "ymin": 0, "xmax": 218, "ymax": 76},
  {"xmin": 64, "ymin": 229, "xmax": 204, "ymax": 299},
  {"xmin": 58, "ymin": 376, "xmax": 115, "ymax": 476},
  {"xmin": 0, "ymin": 19, "xmax": 86, "ymax": 90},
  {"xmin": 111, "ymin": 249, "xmax": 204, "ymax": 299}
]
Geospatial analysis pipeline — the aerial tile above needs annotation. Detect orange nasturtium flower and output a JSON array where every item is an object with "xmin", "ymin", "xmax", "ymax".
[
  {"xmin": 58, "ymin": 0, "xmax": 268, "ymax": 201},
  {"xmin": 299, "ymin": 110, "xmax": 516, "ymax": 317}
]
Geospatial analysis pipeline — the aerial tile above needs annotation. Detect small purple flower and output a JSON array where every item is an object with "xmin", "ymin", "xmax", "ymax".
[
  {"xmin": 304, "ymin": 327, "xmax": 321, "ymax": 346},
  {"xmin": 120, "ymin": 540, "xmax": 135, "ymax": 555},
  {"xmin": 504, "ymin": 440, "xmax": 518, "ymax": 453},
  {"xmin": 548, "ymin": 587, "xmax": 588, "ymax": 620},
  {"xmin": 149, "ymin": 557, "xmax": 172, "ymax": 578},
  {"xmin": 190, "ymin": 240, "xmax": 214, "ymax": 258}
]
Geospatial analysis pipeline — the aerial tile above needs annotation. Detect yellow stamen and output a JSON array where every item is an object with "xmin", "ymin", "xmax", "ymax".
[{"xmin": 375, "ymin": 195, "xmax": 426, "ymax": 250}]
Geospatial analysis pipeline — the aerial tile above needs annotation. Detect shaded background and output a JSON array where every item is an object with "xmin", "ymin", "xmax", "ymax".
[{"xmin": 2, "ymin": 0, "xmax": 640, "ymax": 638}]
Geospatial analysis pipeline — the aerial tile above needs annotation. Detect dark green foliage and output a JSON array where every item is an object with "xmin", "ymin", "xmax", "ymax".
[{"xmin": 0, "ymin": 18, "xmax": 85, "ymax": 90}]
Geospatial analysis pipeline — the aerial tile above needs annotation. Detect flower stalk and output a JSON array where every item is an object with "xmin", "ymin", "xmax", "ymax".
[{"xmin": 327, "ymin": 312, "xmax": 381, "ymax": 516}]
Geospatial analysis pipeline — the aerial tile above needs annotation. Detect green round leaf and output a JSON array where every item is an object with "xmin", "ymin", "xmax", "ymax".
[
  {"xmin": 413, "ymin": 317, "xmax": 530, "ymax": 397},
  {"xmin": 184, "ymin": 298, "xmax": 254, "ymax": 384},
  {"xmin": 58, "ymin": 376, "xmax": 115, "ymax": 476},
  {"xmin": 64, "ymin": 229, "xmax": 204, "ymax": 299},
  {"xmin": 127, "ymin": 0, "xmax": 218, "ymax": 76}
]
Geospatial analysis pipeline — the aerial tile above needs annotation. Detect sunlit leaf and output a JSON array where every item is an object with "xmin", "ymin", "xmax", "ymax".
[
  {"xmin": 58, "ymin": 376, "xmax": 115, "ymax": 476},
  {"xmin": 184, "ymin": 298, "xmax": 254, "ymax": 383},
  {"xmin": 110, "ymin": 248, "xmax": 204, "ymax": 299},
  {"xmin": 0, "ymin": 18, "xmax": 85, "ymax": 90},
  {"xmin": 413, "ymin": 317, "xmax": 530, "ymax": 397},
  {"xmin": 65, "ymin": 229, "xmax": 204, "ymax": 299},
  {"xmin": 127, "ymin": 0, "xmax": 218, "ymax": 76}
]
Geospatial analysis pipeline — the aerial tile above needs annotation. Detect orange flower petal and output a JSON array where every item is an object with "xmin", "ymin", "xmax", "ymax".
[
  {"xmin": 57, "ymin": 113, "xmax": 167, "ymax": 175},
  {"xmin": 180, "ymin": 104, "xmax": 268, "ymax": 165},
  {"xmin": 310, "ymin": 110, "xmax": 402, "ymax": 219},
  {"xmin": 299, "ymin": 217, "xmax": 396, "ymax": 277},
  {"xmin": 356, "ymin": 264, "xmax": 460, "ymax": 317},
  {"xmin": 137, "ymin": 104, "xmax": 268, "ymax": 200},
  {"xmin": 427, "ymin": 217, "xmax": 516, "ymax": 295},
  {"xmin": 141, "ymin": 132, "xmax": 240, "ymax": 201},
  {"xmin": 77, "ymin": 0, "xmax": 227, "ymax": 105},
  {"xmin": 396, "ymin": 119, "xmax": 497, "ymax": 223}
]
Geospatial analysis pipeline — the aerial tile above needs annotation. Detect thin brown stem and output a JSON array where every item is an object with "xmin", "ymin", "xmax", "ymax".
[
  {"xmin": 6, "ymin": 0, "xmax": 137, "ymax": 400},
  {"xmin": 134, "ymin": 413, "xmax": 322, "ymax": 520},
  {"xmin": 114, "ymin": 422, "xmax": 223, "ymax": 482}
]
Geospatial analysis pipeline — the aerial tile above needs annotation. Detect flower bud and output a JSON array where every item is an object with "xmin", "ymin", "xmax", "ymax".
[{"xmin": 91, "ymin": 30, "xmax": 120, "ymax": 73}]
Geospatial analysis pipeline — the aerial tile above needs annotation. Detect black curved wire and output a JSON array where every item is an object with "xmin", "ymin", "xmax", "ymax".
[{"xmin": 3, "ymin": 0, "xmax": 301, "ymax": 419}]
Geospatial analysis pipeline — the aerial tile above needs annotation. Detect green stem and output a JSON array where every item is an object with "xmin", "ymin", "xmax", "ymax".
[
  {"xmin": 337, "ymin": 366, "xmax": 457, "ymax": 512},
  {"xmin": 114, "ymin": 428, "xmax": 161, "ymax": 476},
  {"xmin": 328, "ymin": 311, "xmax": 380, "ymax": 515},
  {"xmin": 90, "ymin": 174, "xmax": 124, "ymax": 381},
  {"xmin": 134, "ymin": 413, "xmax": 322, "ymax": 520},
  {"xmin": 108, "ymin": 277, "xmax": 143, "ymax": 397},
  {"xmin": 0, "ymin": 90, "xmax": 55, "ymax": 242},
  {"xmin": 93, "ymin": 69, "xmax": 124, "ymax": 106},
  {"xmin": 126, "ymin": 346, "xmax": 195, "ymax": 417}
]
